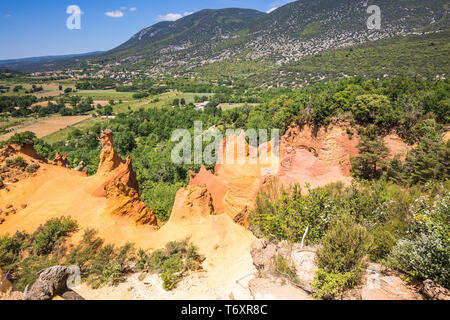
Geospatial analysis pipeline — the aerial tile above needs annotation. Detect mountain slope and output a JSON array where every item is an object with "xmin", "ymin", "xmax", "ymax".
[
  {"xmin": 233, "ymin": 0, "xmax": 447, "ymax": 64},
  {"xmin": 94, "ymin": 8, "xmax": 266, "ymax": 66},
  {"xmin": 90, "ymin": 0, "xmax": 447, "ymax": 74}
]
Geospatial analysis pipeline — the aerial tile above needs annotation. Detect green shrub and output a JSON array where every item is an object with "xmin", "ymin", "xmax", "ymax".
[
  {"xmin": 65, "ymin": 229, "xmax": 104, "ymax": 272},
  {"xmin": 138, "ymin": 240, "xmax": 203, "ymax": 291},
  {"xmin": 14, "ymin": 255, "xmax": 58, "ymax": 291},
  {"xmin": 386, "ymin": 233, "xmax": 449, "ymax": 288},
  {"xmin": 0, "ymin": 233, "xmax": 26, "ymax": 278},
  {"xmin": 85, "ymin": 242, "xmax": 134, "ymax": 289},
  {"xmin": 25, "ymin": 166, "xmax": 36, "ymax": 173},
  {"xmin": 5, "ymin": 157, "xmax": 27, "ymax": 168},
  {"xmin": 313, "ymin": 215, "xmax": 367, "ymax": 299},
  {"xmin": 249, "ymin": 182, "xmax": 344, "ymax": 244},
  {"xmin": 351, "ymin": 129, "xmax": 390, "ymax": 180},
  {"xmin": 316, "ymin": 215, "xmax": 367, "ymax": 274},
  {"xmin": 313, "ymin": 269, "xmax": 357, "ymax": 300},
  {"xmin": 32, "ymin": 217, "xmax": 78, "ymax": 255},
  {"xmin": 7, "ymin": 131, "xmax": 36, "ymax": 146},
  {"xmin": 272, "ymin": 254, "xmax": 299, "ymax": 284},
  {"xmin": 367, "ymin": 225, "xmax": 397, "ymax": 262},
  {"xmin": 65, "ymin": 229, "xmax": 135, "ymax": 288}
]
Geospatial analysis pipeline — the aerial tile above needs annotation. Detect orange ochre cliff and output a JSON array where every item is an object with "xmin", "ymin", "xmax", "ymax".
[{"xmin": 0, "ymin": 124, "xmax": 412, "ymax": 297}]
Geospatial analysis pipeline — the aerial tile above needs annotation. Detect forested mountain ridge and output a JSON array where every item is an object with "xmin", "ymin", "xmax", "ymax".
[{"xmin": 88, "ymin": 0, "xmax": 448, "ymax": 75}]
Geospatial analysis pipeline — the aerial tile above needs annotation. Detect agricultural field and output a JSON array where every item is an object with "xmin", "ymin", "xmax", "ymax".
[{"xmin": 0, "ymin": 115, "xmax": 90, "ymax": 141}]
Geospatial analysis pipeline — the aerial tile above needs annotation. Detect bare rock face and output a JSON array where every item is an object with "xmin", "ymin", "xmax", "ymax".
[
  {"xmin": 359, "ymin": 263, "xmax": 422, "ymax": 300},
  {"xmin": 94, "ymin": 130, "xmax": 140, "ymax": 197},
  {"xmin": 250, "ymin": 240, "xmax": 317, "ymax": 293},
  {"xmin": 23, "ymin": 266, "xmax": 84, "ymax": 301},
  {"xmin": 233, "ymin": 206, "xmax": 250, "ymax": 229},
  {"xmin": 249, "ymin": 277, "xmax": 312, "ymax": 300},
  {"xmin": 106, "ymin": 182, "xmax": 158, "ymax": 227},
  {"xmin": 73, "ymin": 161, "xmax": 86, "ymax": 172},
  {"xmin": 421, "ymin": 279, "xmax": 450, "ymax": 300},
  {"xmin": 97, "ymin": 129, "xmax": 124, "ymax": 176},
  {"xmin": 53, "ymin": 153, "xmax": 70, "ymax": 168},
  {"xmin": 189, "ymin": 165, "xmax": 227, "ymax": 213},
  {"xmin": 169, "ymin": 185, "xmax": 215, "ymax": 222}
]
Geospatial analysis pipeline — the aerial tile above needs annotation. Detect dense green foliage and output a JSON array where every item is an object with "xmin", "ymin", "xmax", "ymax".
[
  {"xmin": 313, "ymin": 215, "xmax": 367, "ymax": 300},
  {"xmin": 386, "ymin": 191, "xmax": 449, "ymax": 287},
  {"xmin": 0, "ymin": 217, "xmax": 78, "ymax": 290}
]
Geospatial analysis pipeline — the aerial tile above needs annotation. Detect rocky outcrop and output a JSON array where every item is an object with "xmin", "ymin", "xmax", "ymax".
[
  {"xmin": 94, "ymin": 129, "xmax": 158, "ymax": 227},
  {"xmin": 97, "ymin": 129, "xmax": 123, "ymax": 176},
  {"xmin": 233, "ymin": 206, "xmax": 250, "ymax": 229},
  {"xmin": 106, "ymin": 182, "xmax": 158, "ymax": 227},
  {"xmin": 169, "ymin": 185, "xmax": 215, "ymax": 222},
  {"xmin": 189, "ymin": 166, "xmax": 227, "ymax": 213},
  {"xmin": 73, "ymin": 161, "xmax": 86, "ymax": 172},
  {"xmin": 358, "ymin": 263, "xmax": 422, "ymax": 300},
  {"xmin": 277, "ymin": 123, "xmax": 412, "ymax": 190},
  {"xmin": 53, "ymin": 153, "xmax": 70, "ymax": 168},
  {"xmin": 94, "ymin": 130, "xmax": 140, "ymax": 197},
  {"xmin": 0, "ymin": 143, "xmax": 48, "ymax": 163},
  {"xmin": 421, "ymin": 279, "xmax": 450, "ymax": 300},
  {"xmin": 23, "ymin": 266, "xmax": 84, "ymax": 300}
]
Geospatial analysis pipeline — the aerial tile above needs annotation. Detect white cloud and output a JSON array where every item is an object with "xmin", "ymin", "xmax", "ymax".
[
  {"xmin": 268, "ymin": 0, "xmax": 293, "ymax": 13},
  {"xmin": 130, "ymin": 7, "xmax": 137, "ymax": 12},
  {"xmin": 157, "ymin": 11, "xmax": 193, "ymax": 21},
  {"xmin": 105, "ymin": 10, "xmax": 124, "ymax": 18}
]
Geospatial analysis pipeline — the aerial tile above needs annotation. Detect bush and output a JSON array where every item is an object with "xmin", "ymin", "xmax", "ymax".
[
  {"xmin": 316, "ymin": 215, "xmax": 367, "ymax": 274},
  {"xmin": 351, "ymin": 129, "xmax": 390, "ymax": 180},
  {"xmin": 66, "ymin": 229, "xmax": 135, "ymax": 288},
  {"xmin": 313, "ymin": 215, "xmax": 367, "ymax": 299},
  {"xmin": 249, "ymin": 182, "xmax": 344, "ymax": 244},
  {"xmin": 65, "ymin": 229, "xmax": 104, "ymax": 272},
  {"xmin": 0, "ymin": 234, "xmax": 26, "ymax": 278},
  {"xmin": 367, "ymin": 225, "xmax": 397, "ymax": 262},
  {"xmin": 138, "ymin": 240, "xmax": 203, "ymax": 291},
  {"xmin": 272, "ymin": 254, "xmax": 299, "ymax": 284},
  {"xmin": 32, "ymin": 217, "xmax": 78, "ymax": 255},
  {"xmin": 386, "ymin": 233, "xmax": 449, "ymax": 288},
  {"xmin": 313, "ymin": 269, "xmax": 357, "ymax": 300},
  {"xmin": 7, "ymin": 131, "xmax": 36, "ymax": 146}
]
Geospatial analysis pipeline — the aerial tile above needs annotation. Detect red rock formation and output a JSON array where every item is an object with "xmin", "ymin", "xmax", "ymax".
[
  {"xmin": 188, "ymin": 122, "xmax": 412, "ymax": 227},
  {"xmin": 0, "ymin": 143, "xmax": 48, "ymax": 163},
  {"xmin": 105, "ymin": 182, "xmax": 158, "ymax": 227},
  {"xmin": 94, "ymin": 129, "xmax": 158, "ymax": 227},
  {"xmin": 93, "ymin": 130, "xmax": 139, "ymax": 197},
  {"xmin": 189, "ymin": 166, "xmax": 227, "ymax": 213},
  {"xmin": 169, "ymin": 185, "xmax": 215, "ymax": 222}
]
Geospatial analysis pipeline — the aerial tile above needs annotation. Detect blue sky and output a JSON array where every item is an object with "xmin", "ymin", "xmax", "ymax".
[{"xmin": 0, "ymin": 0, "xmax": 294, "ymax": 60}]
